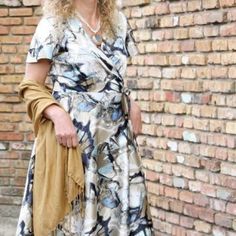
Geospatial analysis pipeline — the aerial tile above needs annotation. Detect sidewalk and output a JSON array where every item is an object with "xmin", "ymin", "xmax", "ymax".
[{"xmin": 0, "ymin": 217, "xmax": 18, "ymax": 236}]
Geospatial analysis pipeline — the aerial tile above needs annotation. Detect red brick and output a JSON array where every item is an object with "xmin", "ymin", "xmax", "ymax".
[
  {"xmin": 201, "ymin": 183, "xmax": 216, "ymax": 197},
  {"xmin": 210, "ymin": 199, "xmax": 226, "ymax": 212},
  {"xmin": 0, "ymin": 168, "xmax": 15, "ymax": 177},
  {"xmin": 0, "ymin": 36, "xmax": 23, "ymax": 44},
  {"xmin": 204, "ymin": 26, "xmax": 219, "ymax": 37},
  {"xmin": 0, "ymin": 177, "xmax": 10, "ymax": 186},
  {"xmin": 215, "ymin": 213, "xmax": 235, "ymax": 228},
  {"xmin": 186, "ymin": 230, "xmax": 203, "ymax": 236},
  {"xmin": 189, "ymin": 26, "xmax": 204, "ymax": 38},
  {"xmin": 221, "ymin": 23, "xmax": 236, "ymax": 36},
  {"xmin": 181, "ymin": 40, "xmax": 195, "ymax": 52},
  {"xmin": 180, "ymin": 215, "xmax": 194, "ymax": 228},
  {"xmin": 184, "ymin": 204, "xmax": 200, "ymax": 218},
  {"xmin": 179, "ymin": 190, "xmax": 194, "ymax": 203},
  {"xmin": 22, "ymin": 0, "xmax": 41, "ymax": 6},
  {"xmin": 194, "ymin": 220, "xmax": 211, "ymax": 233},
  {"xmin": 0, "ymin": 17, "xmax": 22, "ymax": 25},
  {"xmin": 0, "ymin": 55, "xmax": 9, "ymax": 64},
  {"xmin": 166, "ymin": 211, "xmax": 179, "ymax": 224},
  {"xmin": 226, "ymin": 203, "xmax": 236, "ymax": 215},
  {"xmin": 0, "ymin": 26, "xmax": 9, "ymax": 35},
  {"xmin": 17, "ymin": 45, "xmax": 29, "ymax": 54},
  {"xmin": 2, "ymin": 45, "xmax": 17, "ymax": 53},
  {"xmin": 189, "ymin": 54, "xmax": 206, "ymax": 65},
  {"xmin": 0, "ymin": 9, "xmax": 8, "ymax": 17},
  {"xmin": 169, "ymin": 2, "xmax": 187, "ymax": 13},
  {"xmin": 220, "ymin": 0, "xmax": 235, "ymax": 7},
  {"xmin": 227, "ymin": 9, "xmax": 236, "ymax": 22},
  {"xmin": 169, "ymin": 200, "xmax": 184, "ymax": 213},
  {"xmin": 180, "ymin": 14, "xmax": 194, "ymax": 27},
  {"xmin": 9, "ymin": 8, "xmax": 33, "ymax": 16},
  {"xmin": 155, "ymin": 196, "xmax": 170, "ymax": 210},
  {"xmin": 145, "ymin": 170, "xmax": 159, "ymax": 182},
  {"xmin": 15, "ymin": 65, "xmax": 26, "ymax": 74},
  {"xmin": 196, "ymin": 40, "xmax": 212, "ymax": 51},
  {"xmin": 0, "ymin": 132, "xmax": 23, "ymax": 141},
  {"xmin": 0, "ymin": 65, "xmax": 14, "ymax": 74},
  {"xmin": 165, "ymin": 186, "xmax": 179, "ymax": 199},
  {"xmin": 193, "ymin": 193, "xmax": 209, "ymax": 207},
  {"xmin": 123, "ymin": 0, "xmax": 151, "ymax": 7},
  {"xmin": 187, "ymin": 1, "xmax": 201, "ymax": 12},
  {"xmin": 201, "ymin": 159, "xmax": 221, "ymax": 172},
  {"xmin": 11, "ymin": 26, "xmax": 36, "ymax": 35},
  {"xmin": 172, "ymin": 226, "xmax": 187, "ymax": 236},
  {"xmin": 0, "ymin": 123, "xmax": 15, "ymax": 132},
  {"xmin": 194, "ymin": 12, "xmax": 224, "ymax": 25},
  {"xmin": 199, "ymin": 208, "xmax": 215, "ymax": 223},
  {"xmin": 24, "ymin": 16, "xmax": 41, "ymax": 25},
  {"xmin": 202, "ymin": 0, "xmax": 219, "ymax": 9},
  {"xmin": 155, "ymin": 3, "xmax": 169, "ymax": 15},
  {"xmin": 10, "ymin": 176, "xmax": 26, "ymax": 186},
  {"xmin": 174, "ymin": 28, "xmax": 189, "ymax": 39},
  {"xmin": 10, "ymin": 55, "xmax": 24, "ymax": 64},
  {"xmin": 212, "ymin": 226, "xmax": 227, "ymax": 236}
]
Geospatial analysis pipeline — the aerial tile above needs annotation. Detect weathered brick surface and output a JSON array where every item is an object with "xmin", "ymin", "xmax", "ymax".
[
  {"xmin": 123, "ymin": 0, "xmax": 236, "ymax": 235},
  {"xmin": 1, "ymin": 0, "xmax": 236, "ymax": 235}
]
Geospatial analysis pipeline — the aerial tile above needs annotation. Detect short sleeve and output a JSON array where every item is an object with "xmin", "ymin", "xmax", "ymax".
[
  {"xmin": 118, "ymin": 11, "xmax": 138, "ymax": 58},
  {"xmin": 26, "ymin": 17, "xmax": 59, "ymax": 63},
  {"xmin": 125, "ymin": 22, "xmax": 138, "ymax": 58}
]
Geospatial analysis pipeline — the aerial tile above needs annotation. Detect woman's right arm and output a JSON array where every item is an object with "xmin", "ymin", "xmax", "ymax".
[{"xmin": 25, "ymin": 60, "xmax": 78, "ymax": 148}]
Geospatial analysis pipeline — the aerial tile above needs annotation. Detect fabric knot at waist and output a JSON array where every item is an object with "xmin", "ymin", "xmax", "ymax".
[
  {"xmin": 121, "ymin": 86, "xmax": 131, "ymax": 119},
  {"xmin": 53, "ymin": 87, "xmax": 131, "ymax": 119}
]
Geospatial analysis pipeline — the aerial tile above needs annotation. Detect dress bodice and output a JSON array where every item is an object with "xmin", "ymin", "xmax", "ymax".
[{"xmin": 26, "ymin": 12, "xmax": 138, "ymax": 98}]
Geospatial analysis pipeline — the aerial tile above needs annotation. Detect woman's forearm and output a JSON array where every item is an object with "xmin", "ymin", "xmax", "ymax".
[{"xmin": 43, "ymin": 104, "xmax": 65, "ymax": 123}]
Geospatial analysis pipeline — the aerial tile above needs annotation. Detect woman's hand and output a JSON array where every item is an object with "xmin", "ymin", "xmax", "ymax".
[
  {"xmin": 43, "ymin": 105, "xmax": 78, "ymax": 148},
  {"xmin": 129, "ymin": 98, "xmax": 142, "ymax": 137},
  {"xmin": 24, "ymin": 60, "xmax": 78, "ymax": 148}
]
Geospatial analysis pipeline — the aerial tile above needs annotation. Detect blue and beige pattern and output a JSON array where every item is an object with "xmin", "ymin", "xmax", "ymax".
[{"xmin": 16, "ymin": 11, "xmax": 154, "ymax": 236}]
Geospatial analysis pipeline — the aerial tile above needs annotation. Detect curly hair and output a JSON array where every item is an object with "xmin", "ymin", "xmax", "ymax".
[{"xmin": 42, "ymin": 0, "xmax": 119, "ymax": 38}]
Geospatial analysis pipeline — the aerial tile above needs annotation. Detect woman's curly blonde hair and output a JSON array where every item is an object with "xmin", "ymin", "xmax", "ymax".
[{"xmin": 42, "ymin": 0, "xmax": 120, "ymax": 38}]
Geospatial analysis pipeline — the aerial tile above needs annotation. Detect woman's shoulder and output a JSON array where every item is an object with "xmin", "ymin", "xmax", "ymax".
[
  {"xmin": 118, "ymin": 10, "xmax": 126, "ymax": 22},
  {"xmin": 36, "ymin": 16, "xmax": 58, "ymax": 33},
  {"xmin": 33, "ymin": 15, "xmax": 65, "ymax": 44},
  {"xmin": 116, "ymin": 10, "xmax": 128, "ymax": 38}
]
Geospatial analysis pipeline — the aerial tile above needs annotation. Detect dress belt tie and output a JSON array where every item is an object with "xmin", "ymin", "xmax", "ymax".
[
  {"xmin": 121, "ymin": 87, "xmax": 131, "ymax": 120},
  {"xmin": 53, "ymin": 88, "xmax": 132, "ymax": 119}
]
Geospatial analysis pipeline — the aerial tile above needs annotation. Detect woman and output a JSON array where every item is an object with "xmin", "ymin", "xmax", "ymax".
[{"xmin": 16, "ymin": 0, "xmax": 154, "ymax": 235}]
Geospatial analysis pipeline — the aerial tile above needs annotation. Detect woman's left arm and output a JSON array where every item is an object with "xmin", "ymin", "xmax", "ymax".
[{"xmin": 129, "ymin": 97, "xmax": 142, "ymax": 136}]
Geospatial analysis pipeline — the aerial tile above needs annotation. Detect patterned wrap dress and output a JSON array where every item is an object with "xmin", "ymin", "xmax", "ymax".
[{"xmin": 16, "ymin": 11, "xmax": 154, "ymax": 236}]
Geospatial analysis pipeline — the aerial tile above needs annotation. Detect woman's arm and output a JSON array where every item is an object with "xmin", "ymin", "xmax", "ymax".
[
  {"xmin": 25, "ymin": 60, "xmax": 78, "ymax": 148},
  {"xmin": 129, "ymin": 97, "xmax": 142, "ymax": 136}
]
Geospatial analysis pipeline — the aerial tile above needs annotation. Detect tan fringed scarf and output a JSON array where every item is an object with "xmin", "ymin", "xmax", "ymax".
[{"xmin": 18, "ymin": 79, "xmax": 85, "ymax": 236}]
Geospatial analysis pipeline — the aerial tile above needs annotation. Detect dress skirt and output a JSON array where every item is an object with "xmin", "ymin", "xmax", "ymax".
[{"xmin": 16, "ymin": 92, "xmax": 154, "ymax": 236}]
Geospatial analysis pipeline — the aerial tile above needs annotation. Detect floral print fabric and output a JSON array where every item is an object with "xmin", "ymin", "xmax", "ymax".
[{"xmin": 16, "ymin": 12, "xmax": 154, "ymax": 236}]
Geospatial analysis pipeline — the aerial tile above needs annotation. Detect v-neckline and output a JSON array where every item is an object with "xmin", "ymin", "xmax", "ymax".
[
  {"xmin": 67, "ymin": 16, "xmax": 123, "ymax": 79},
  {"xmin": 72, "ymin": 16, "xmax": 106, "ymax": 49}
]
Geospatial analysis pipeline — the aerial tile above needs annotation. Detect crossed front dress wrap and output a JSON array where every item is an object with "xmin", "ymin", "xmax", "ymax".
[{"xmin": 16, "ymin": 11, "xmax": 154, "ymax": 236}]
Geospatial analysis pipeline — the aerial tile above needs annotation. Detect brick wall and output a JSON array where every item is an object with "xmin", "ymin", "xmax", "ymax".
[
  {"xmin": 0, "ymin": 0, "xmax": 236, "ymax": 235},
  {"xmin": 0, "ymin": 0, "xmax": 41, "ymax": 234}
]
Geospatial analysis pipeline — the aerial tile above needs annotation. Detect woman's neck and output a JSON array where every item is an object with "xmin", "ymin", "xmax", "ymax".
[{"xmin": 74, "ymin": 0, "xmax": 99, "ymax": 24}]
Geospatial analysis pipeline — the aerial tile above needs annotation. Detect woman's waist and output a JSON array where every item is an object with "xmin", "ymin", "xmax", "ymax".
[
  {"xmin": 53, "ymin": 90, "xmax": 124, "ymax": 104},
  {"xmin": 54, "ymin": 90, "xmax": 124, "ymax": 113},
  {"xmin": 53, "ymin": 85, "xmax": 130, "ymax": 101}
]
